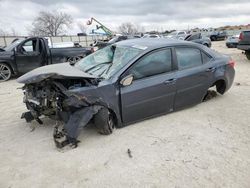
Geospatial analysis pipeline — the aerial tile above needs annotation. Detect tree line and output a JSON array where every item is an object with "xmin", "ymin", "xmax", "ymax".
[{"xmin": 0, "ymin": 11, "xmax": 147, "ymax": 36}]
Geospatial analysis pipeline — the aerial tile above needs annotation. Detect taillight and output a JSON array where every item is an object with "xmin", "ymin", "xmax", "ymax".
[
  {"xmin": 228, "ymin": 60, "xmax": 235, "ymax": 68},
  {"xmin": 239, "ymin": 32, "xmax": 243, "ymax": 41}
]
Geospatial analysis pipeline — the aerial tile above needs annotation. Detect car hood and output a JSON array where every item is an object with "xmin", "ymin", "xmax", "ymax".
[
  {"xmin": 17, "ymin": 63, "xmax": 98, "ymax": 84},
  {"xmin": 0, "ymin": 50, "xmax": 14, "ymax": 58}
]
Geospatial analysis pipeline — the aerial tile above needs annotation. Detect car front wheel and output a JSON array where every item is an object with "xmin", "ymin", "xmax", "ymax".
[
  {"xmin": 0, "ymin": 63, "xmax": 12, "ymax": 81},
  {"xmin": 94, "ymin": 108, "xmax": 115, "ymax": 135}
]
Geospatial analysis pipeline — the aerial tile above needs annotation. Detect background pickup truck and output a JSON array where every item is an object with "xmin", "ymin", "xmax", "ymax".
[
  {"xmin": 0, "ymin": 37, "xmax": 92, "ymax": 81},
  {"xmin": 237, "ymin": 30, "xmax": 250, "ymax": 60}
]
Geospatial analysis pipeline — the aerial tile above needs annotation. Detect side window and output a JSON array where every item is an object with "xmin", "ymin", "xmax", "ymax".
[
  {"xmin": 21, "ymin": 39, "xmax": 37, "ymax": 52},
  {"xmin": 129, "ymin": 49, "xmax": 172, "ymax": 80},
  {"xmin": 202, "ymin": 52, "xmax": 212, "ymax": 63},
  {"xmin": 176, "ymin": 47, "xmax": 202, "ymax": 70},
  {"xmin": 178, "ymin": 32, "xmax": 185, "ymax": 35}
]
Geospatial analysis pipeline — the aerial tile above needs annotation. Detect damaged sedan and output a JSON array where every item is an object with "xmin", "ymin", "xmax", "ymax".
[{"xmin": 17, "ymin": 38, "xmax": 235, "ymax": 148}]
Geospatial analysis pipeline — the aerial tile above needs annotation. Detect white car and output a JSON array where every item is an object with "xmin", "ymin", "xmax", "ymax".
[
  {"xmin": 142, "ymin": 34, "xmax": 162, "ymax": 38},
  {"xmin": 166, "ymin": 31, "xmax": 188, "ymax": 40}
]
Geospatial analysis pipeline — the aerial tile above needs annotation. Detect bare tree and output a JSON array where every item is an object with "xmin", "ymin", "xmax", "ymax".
[
  {"xmin": 135, "ymin": 24, "xmax": 145, "ymax": 33},
  {"xmin": 118, "ymin": 22, "xmax": 138, "ymax": 35},
  {"xmin": 10, "ymin": 28, "xmax": 19, "ymax": 36},
  {"xmin": 0, "ymin": 27, "xmax": 19, "ymax": 36},
  {"xmin": 77, "ymin": 22, "xmax": 87, "ymax": 33},
  {"xmin": 29, "ymin": 11, "xmax": 73, "ymax": 36},
  {"xmin": 0, "ymin": 29, "xmax": 7, "ymax": 36}
]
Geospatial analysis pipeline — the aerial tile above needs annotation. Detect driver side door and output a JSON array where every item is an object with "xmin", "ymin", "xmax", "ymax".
[
  {"xmin": 15, "ymin": 38, "xmax": 43, "ymax": 73},
  {"xmin": 120, "ymin": 48, "xmax": 177, "ymax": 124}
]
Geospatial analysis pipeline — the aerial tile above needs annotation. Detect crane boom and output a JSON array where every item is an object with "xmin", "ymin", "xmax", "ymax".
[{"xmin": 87, "ymin": 17, "xmax": 113, "ymax": 36}]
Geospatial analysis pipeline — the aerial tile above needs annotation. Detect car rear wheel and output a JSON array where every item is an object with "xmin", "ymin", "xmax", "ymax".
[
  {"xmin": 0, "ymin": 63, "xmax": 12, "ymax": 81},
  {"xmin": 94, "ymin": 108, "xmax": 115, "ymax": 135},
  {"xmin": 204, "ymin": 43, "xmax": 209, "ymax": 47},
  {"xmin": 245, "ymin": 51, "xmax": 250, "ymax": 60},
  {"xmin": 211, "ymin": 36, "xmax": 216, "ymax": 41}
]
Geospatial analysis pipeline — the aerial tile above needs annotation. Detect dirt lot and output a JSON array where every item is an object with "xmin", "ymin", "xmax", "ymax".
[{"xmin": 0, "ymin": 41, "xmax": 250, "ymax": 188}]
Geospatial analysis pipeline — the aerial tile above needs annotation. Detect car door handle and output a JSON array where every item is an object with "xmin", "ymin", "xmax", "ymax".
[
  {"xmin": 164, "ymin": 78, "xmax": 177, "ymax": 85},
  {"xmin": 206, "ymin": 67, "xmax": 216, "ymax": 72}
]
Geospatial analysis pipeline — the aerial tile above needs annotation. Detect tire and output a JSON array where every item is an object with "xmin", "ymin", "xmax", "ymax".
[
  {"xmin": 203, "ymin": 43, "xmax": 209, "ymax": 47},
  {"xmin": 211, "ymin": 36, "xmax": 216, "ymax": 41},
  {"xmin": 0, "ymin": 63, "xmax": 12, "ymax": 81},
  {"xmin": 245, "ymin": 51, "xmax": 250, "ymax": 60},
  {"xmin": 94, "ymin": 108, "xmax": 115, "ymax": 135}
]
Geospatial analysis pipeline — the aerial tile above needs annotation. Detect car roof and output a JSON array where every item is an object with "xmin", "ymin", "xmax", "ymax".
[
  {"xmin": 115, "ymin": 38, "xmax": 199, "ymax": 50},
  {"xmin": 115, "ymin": 38, "xmax": 219, "ymax": 58}
]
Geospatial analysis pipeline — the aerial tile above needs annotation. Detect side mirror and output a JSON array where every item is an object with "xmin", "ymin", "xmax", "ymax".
[{"xmin": 120, "ymin": 74, "xmax": 134, "ymax": 86}]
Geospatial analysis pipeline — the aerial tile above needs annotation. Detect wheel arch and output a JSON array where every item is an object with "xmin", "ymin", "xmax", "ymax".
[{"xmin": 211, "ymin": 79, "xmax": 227, "ymax": 94}]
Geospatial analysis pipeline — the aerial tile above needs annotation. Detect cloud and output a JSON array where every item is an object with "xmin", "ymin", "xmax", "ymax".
[{"xmin": 0, "ymin": 0, "xmax": 250, "ymax": 35}]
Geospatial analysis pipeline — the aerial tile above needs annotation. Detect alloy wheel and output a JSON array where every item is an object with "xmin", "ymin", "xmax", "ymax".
[{"xmin": 0, "ymin": 63, "xmax": 11, "ymax": 81}]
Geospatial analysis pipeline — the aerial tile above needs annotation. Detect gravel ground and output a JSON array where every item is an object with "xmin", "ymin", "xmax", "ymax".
[{"xmin": 0, "ymin": 41, "xmax": 250, "ymax": 188}]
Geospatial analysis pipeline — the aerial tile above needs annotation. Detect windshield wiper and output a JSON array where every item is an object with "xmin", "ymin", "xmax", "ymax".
[{"xmin": 84, "ymin": 62, "xmax": 111, "ymax": 73}]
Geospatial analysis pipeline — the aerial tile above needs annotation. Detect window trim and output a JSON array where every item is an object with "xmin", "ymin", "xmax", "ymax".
[
  {"xmin": 201, "ymin": 51, "xmax": 212, "ymax": 64},
  {"xmin": 122, "ymin": 47, "xmax": 174, "ymax": 81}
]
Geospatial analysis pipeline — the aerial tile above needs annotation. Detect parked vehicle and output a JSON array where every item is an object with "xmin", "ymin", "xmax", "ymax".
[
  {"xmin": 226, "ymin": 34, "xmax": 240, "ymax": 48},
  {"xmin": 237, "ymin": 30, "xmax": 250, "ymax": 60},
  {"xmin": 166, "ymin": 31, "xmax": 188, "ymax": 40},
  {"xmin": 0, "ymin": 37, "xmax": 92, "ymax": 81},
  {"xmin": 17, "ymin": 38, "xmax": 235, "ymax": 148},
  {"xmin": 142, "ymin": 34, "xmax": 162, "ymax": 38},
  {"xmin": 92, "ymin": 35, "xmax": 139, "ymax": 50},
  {"xmin": 185, "ymin": 33, "xmax": 211, "ymax": 47},
  {"xmin": 209, "ymin": 31, "xmax": 227, "ymax": 41}
]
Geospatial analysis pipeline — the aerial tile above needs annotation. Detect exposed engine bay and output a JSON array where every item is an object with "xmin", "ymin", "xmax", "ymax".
[{"xmin": 21, "ymin": 78, "xmax": 103, "ymax": 148}]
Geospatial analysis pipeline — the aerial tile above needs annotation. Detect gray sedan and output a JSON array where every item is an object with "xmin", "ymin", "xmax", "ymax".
[
  {"xmin": 18, "ymin": 38, "xmax": 235, "ymax": 148},
  {"xmin": 185, "ymin": 33, "xmax": 212, "ymax": 47}
]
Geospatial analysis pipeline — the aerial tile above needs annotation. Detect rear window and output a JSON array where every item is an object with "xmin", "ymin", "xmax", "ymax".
[{"xmin": 176, "ymin": 47, "xmax": 202, "ymax": 70}]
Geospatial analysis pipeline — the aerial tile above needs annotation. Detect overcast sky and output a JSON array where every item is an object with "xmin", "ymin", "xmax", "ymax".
[{"xmin": 0, "ymin": 0, "xmax": 250, "ymax": 35}]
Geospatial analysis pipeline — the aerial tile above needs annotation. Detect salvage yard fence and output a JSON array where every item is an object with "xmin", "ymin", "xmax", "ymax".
[
  {"xmin": 0, "ymin": 35, "xmax": 108, "ymax": 48},
  {"xmin": 0, "ymin": 30, "xmax": 243, "ymax": 48}
]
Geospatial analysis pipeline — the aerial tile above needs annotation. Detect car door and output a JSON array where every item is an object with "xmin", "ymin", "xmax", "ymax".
[
  {"xmin": 120, "ymin": 48, "xmax": 177, "ymax": 124},
  {"xmin": 174, "ymin": 47, "xmax": 214, "ymax": 109},
  {"xmin": 15, "ymin": 38, "xmax": 43, "ymax": 73}
]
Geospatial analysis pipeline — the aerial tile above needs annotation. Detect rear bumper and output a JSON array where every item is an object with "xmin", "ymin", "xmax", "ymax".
[
  {"xmin": 237, "ymin": 44, "xmax": 250, "ymax": 51},
  {"xmin": 225, "ymin": 67, "xmax": 235, "ymax": 93}
]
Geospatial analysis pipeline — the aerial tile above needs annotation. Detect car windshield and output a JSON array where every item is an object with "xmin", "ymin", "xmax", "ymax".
[
  {"xmin": 4, "ymin": 39, "xmax": 24, "ymax": 51},
  {"xmin": 75, "ymin": 45, "xmax": 142, "ymax": 79}
]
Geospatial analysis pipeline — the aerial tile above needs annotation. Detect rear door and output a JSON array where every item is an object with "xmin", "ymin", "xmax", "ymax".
[
  {"xmin": 15, "ymin": 38, "xmax": 43, "ymax": 73},
  {"xmin": 120, "ymin": 48, "xmax": 177, "ymax": 124},
  {"xmin": 174, "ymin": 47, "xmax": 214, "ymax": 109}
]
